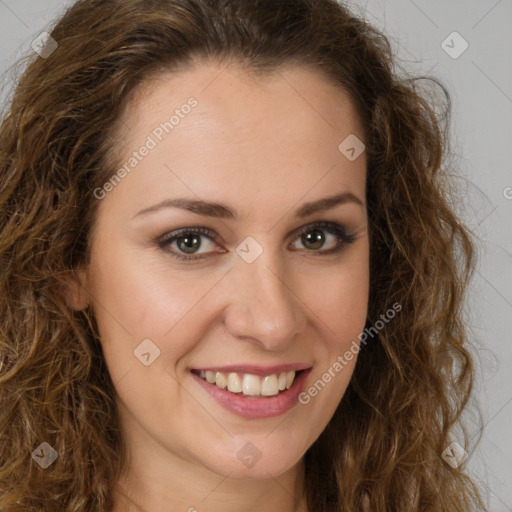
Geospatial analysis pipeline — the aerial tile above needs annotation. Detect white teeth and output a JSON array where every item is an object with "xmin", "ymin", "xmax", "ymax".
[
  {"xmin": 197, "ymin": 369, "xmax": 298, "ymax": 397},
  {"xmin": 215, "ymin": 371, "xmax": 227, "ymax": 389},
  {"xmin": 227, "ymin": 372, "xmax": 242, "ymax": 393},
  {"xmin": 278, "ymin": 372, "xmax": 287, "ymax": 391},
  {"xmin": 285, "ymin": 371, "xmax": 295, "ymax": 390},
  {"xmin": 242, "ymin": 374, "xmax": 261, "ymax": 396},
  {"xmin": 261, "ymin": 375, "xmax": 279, "ymax": 396}
]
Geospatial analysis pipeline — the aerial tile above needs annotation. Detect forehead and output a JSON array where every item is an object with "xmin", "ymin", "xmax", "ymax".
[
  {"xmin": 101, "ymin": 60, "xmax": 366, "ymax": 219},
  {"xmin": 124, "ymin": 60, "xmax": 364, "ymax": 140}
]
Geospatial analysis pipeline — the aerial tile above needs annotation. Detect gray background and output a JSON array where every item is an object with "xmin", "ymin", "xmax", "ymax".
[{"xmin": 0, "ymin": 0, "xmax": 510, "ymax": 509}]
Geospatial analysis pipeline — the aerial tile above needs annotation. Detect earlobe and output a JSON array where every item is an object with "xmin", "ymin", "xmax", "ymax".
[{"xmin": 60, "ymin": 268, "xmax": 90, "ymax": 311}]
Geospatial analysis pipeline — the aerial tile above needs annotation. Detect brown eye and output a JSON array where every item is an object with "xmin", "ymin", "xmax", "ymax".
[
  {"xmin": 158, "ymin": 226, "xmax": 223, "ymax": 260},
  {"xmin": 300, "ymin": 228, "xmax": 326, "ymax": 250},
  {"xmin": 291, "ymin": 222, "xmax": 356, "ymax": 254},
  {"xmin": 175, "ymin": 233, "xmax": 202, "ymax": 254}
]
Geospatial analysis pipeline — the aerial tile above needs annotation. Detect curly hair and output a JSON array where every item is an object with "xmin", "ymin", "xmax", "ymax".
[{"xmin": 0, "ymin": 0, "xmax": 485, "ymax": 510}]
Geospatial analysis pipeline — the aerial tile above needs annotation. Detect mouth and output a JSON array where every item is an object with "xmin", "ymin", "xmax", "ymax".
[
  {"xmin": 189, "ymin": 364, "xmax": 312, "ymax": 419},
  {"xmin": 191, "ymin": 368, "xmax": 303, "ymax": 398}
]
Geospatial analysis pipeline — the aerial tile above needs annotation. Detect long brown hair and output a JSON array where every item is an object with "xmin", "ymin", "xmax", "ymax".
[{"xmin": 0, "ymin": 0, "xmax": 485, "ymax": 510}]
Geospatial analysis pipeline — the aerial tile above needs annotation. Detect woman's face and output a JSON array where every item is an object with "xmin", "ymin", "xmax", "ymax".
[{"xmin": 77, "ymin": 61, "xmax": 369, "ymax": 481}]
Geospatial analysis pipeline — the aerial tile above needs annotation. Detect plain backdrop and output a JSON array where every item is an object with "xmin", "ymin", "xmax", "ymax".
[{"xmin": 0, "ymin": 0, "xmax": 511, "ymax": 509}]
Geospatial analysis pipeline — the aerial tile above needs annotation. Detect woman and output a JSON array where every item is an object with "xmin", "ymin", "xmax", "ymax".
[{"xmin": 0, "ymin": 0, "xmax": 486, "ymax": 510}]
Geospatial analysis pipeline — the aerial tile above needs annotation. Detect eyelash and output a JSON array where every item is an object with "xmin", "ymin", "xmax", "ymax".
[{"xmin": 156, "ymin": 221, "xmax": 357, "ymax": 262}]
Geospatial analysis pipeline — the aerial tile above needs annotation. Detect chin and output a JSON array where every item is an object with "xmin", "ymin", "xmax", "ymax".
[{"xmin": 199, "ymin": 437, "xmax": 307, "ymax": 480}]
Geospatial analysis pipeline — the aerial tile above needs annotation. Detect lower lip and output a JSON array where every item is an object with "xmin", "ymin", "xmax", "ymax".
[{"xmin": 191, "ymin": 369, "xmax": 311, "ymax": 419}]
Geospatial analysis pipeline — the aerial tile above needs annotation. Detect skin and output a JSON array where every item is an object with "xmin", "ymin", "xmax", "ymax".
[{"xmin": 67, "ymin": 60, "xmax": 369, "ymax": 512}]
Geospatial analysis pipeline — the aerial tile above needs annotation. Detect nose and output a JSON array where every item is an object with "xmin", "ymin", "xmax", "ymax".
[{"xmin": 221, "ymin": 244, "xmax": 308, "ymax": 351}]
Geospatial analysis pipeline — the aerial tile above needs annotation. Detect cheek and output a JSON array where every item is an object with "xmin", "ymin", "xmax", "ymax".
[
  {"xmin": 87, "ymin": 245, "xmax": 228, "ymax": 378},
  {"xmin": 300, "ymin": 248, "xmax": 369, "ymax": 401},
  {"xmin": 89, "ymin": 244, "xmax": 201, "ymax": 332},
  {"xmin": 305, "ymin": 252, "xmax": 369, "ymax": 343}
]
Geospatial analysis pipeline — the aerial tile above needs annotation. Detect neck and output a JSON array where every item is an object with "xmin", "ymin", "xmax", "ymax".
[{"xmin": 111, "ymin": 458, "xmax": 309, "ymax": 512}]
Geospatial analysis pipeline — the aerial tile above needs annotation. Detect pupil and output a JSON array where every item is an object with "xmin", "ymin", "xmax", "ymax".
[
  {"xmin": 303, "ymin": 229, "xmax": 324, "ymax": 250},
  {"xmin": 178, "ymin": 235, "xmax": 201, "ymax": 254}
]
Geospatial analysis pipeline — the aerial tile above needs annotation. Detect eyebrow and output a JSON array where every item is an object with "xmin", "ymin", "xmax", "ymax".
[{"xmin": 133, "ymin": 191, "xmax": 364, "ymax": 220}]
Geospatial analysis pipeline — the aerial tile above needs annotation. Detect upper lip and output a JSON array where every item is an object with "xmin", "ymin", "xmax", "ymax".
[{"xmin": 190, "ymin": 363, "xmax": 312, "ymax": 376}]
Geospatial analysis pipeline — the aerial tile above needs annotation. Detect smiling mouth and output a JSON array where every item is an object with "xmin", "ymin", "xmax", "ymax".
[{"xmin": 191, "ymin": 369, "xmax": 302, "ymax": 398}]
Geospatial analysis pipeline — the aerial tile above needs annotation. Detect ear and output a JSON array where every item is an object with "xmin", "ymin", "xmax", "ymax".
[{"xmin": 60, "ymin": 268, "xmax": 90, "ymax": 311}]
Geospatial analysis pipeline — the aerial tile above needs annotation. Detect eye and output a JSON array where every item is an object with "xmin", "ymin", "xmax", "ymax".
[
  {"xmin": 290, "ymin": 221, "xmax": 356, "ymax": 254},
  {"xmin": 157, "ymin": 226, "xmax": 223, "ymax": 261}
]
